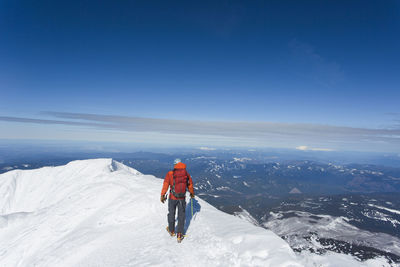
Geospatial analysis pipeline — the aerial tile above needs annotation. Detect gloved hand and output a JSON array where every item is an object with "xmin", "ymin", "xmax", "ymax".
[
  {"xmin": 161, "ymin": 195, "xmax": 167, "ymax": 203},
  {"xmin": 190, "ymin": 193, "xmax": 195, "ymax": 199}
]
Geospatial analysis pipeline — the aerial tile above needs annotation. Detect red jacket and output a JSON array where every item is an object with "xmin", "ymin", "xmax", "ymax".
[{"xmin": 161, "ymin": 162, "xmax": 194, "ymax": 200}]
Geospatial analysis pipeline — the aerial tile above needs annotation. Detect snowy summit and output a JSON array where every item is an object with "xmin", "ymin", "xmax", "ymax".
[{"xmin": 0, "ymin": 159, "xmax": 301, "ymax": 267}]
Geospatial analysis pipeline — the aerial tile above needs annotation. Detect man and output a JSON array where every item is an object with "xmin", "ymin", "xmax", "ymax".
[{"xmin": 160, "ymin": 158, "xmax": 195, "ymax": 242}]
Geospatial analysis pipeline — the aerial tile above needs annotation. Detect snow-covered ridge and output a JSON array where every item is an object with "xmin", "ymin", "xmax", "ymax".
[
  {"xmin": 0, "ymin": 159, "xmax": 140, "ymax": 214},
  {"xmin": 0, "ymin": 159, "xmax": 301, "ymax": 267}
]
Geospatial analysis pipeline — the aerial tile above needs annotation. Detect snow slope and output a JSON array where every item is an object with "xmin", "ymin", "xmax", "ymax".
[{"xmin": 0, "ymin": 159, "xmax": 301, "ymax": 267}]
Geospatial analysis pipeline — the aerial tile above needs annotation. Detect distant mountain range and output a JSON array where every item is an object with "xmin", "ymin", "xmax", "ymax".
[
  {"xmin": 2, "ymin": 150, "xmax": 400, "ymax": 195},
  {"xmin": 112, "ymin": 154, "xmax": 400, "ymax": 196}
]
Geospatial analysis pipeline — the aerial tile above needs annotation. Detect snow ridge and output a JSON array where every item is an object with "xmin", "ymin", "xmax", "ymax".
[{"xmin": 0, "ymin": 159, "xmax": 300, "ymax": 267}]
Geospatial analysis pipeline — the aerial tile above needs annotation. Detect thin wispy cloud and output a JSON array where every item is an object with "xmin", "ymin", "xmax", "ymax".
[
  {"xmin": 385, "ymin": 113, "xmax": 400, "ymax": 129},
  {"xmin": 199, "ymin": 147, "xmax": 217, "ymax": 151},
  {"xmin": 289, "ymin": 39, "xmax": 344, "ymax": 87},
  {"xmin": 1, "ymin": 112, "xmax": 400, "ymax": 151},
  {"xmin": 296, "ymin": 146, "xmax": 334, "ymax": 152}
]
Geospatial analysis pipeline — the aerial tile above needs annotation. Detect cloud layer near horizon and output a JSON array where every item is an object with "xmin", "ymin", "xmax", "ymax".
[{"xmin": 0, "ymin": 112, "xmax": 399, "ymax": 152}]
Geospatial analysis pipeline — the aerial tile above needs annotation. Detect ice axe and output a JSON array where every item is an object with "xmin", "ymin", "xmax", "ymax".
[{"xmin": 191, "ymin": 197, "xmax": 193, "ymax": 218}]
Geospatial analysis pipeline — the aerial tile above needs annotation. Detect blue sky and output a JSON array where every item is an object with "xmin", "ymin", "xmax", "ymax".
[{"xmin": 0, "ymin": 1, "xmax": 399, "ymax": 152}]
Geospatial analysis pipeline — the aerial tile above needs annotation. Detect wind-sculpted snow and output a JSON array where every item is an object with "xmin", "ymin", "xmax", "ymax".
[{"xmin": 0, "ymin": 159, "xmax": 301, "ymax": 267}]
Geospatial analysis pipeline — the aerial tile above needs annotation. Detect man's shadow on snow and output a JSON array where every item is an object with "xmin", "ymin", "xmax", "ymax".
[{"xmin": 184, "ymin": 198, "xmax": 201, "ymax": 234}]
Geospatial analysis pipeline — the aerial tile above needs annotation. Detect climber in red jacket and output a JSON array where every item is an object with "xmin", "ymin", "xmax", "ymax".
[{"xmin": 161, "ymin": 158, "xmax": 195, "ymax": 242}]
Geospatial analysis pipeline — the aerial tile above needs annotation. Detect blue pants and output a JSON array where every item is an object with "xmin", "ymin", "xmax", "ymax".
[{"xmin": 168, "ymin": 198, "xmax": 186, "ymax": 234}]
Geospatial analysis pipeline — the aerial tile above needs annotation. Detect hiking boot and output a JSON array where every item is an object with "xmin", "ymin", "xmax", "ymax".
[
  {"xmin": 177, "ymin": 232, "xmax": 184, "ymax": 243},
  {"xmin": 166, "ymin": 226, "xmax": 175, "ymax": 236}
]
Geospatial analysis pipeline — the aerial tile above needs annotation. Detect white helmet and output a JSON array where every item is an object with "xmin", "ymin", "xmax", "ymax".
[{"xmin": 174, "ymin": 158, "xmax": 181, "ymax": 165}]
